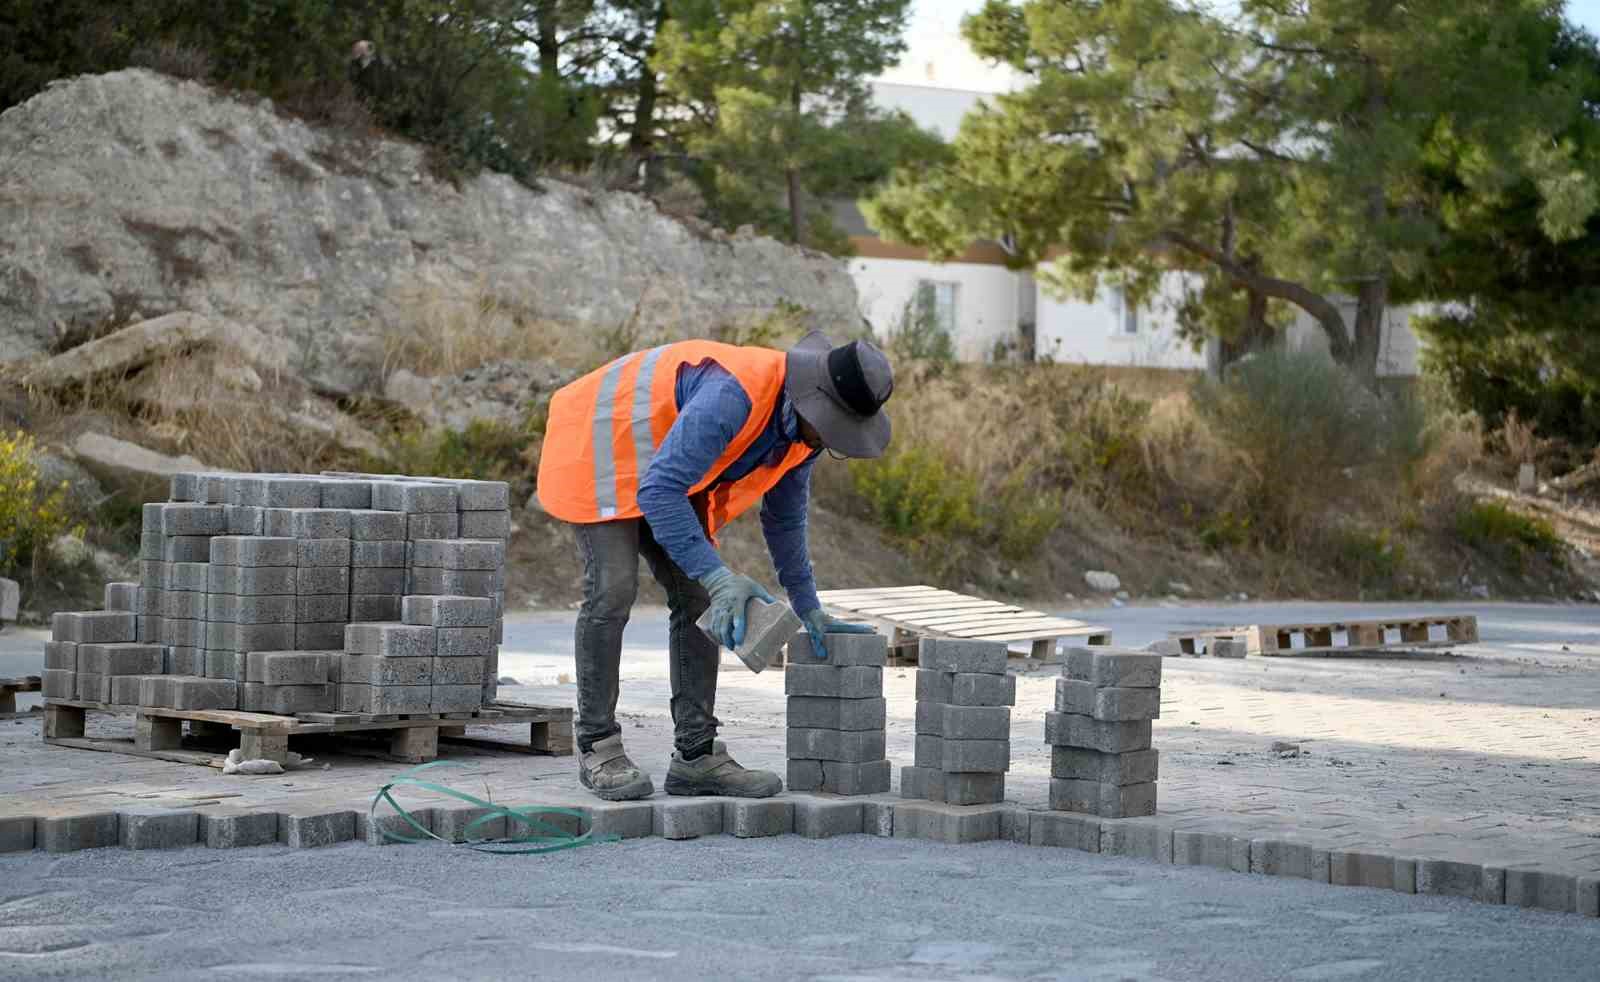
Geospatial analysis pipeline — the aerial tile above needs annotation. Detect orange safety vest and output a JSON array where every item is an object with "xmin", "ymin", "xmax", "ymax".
[{"xmin": 536, "ymin": 340, "xmax": 815, "ymax": 538}]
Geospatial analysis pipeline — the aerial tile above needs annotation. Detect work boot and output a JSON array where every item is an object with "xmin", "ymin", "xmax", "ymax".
[
  {"xmin": 664, "ymin": 741, "xmax": 782, "ymax": 798},
  {"xmin": 579, "ymin": 734, "xmax": 655, "ymax": 801}
]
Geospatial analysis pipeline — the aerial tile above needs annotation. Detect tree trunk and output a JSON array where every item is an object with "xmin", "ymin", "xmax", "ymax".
[
  {"xmin": 1219, "ymin": 286, "xmax": 1276, "ymax": 369},
  {"xmin": 1351, "ymin": 276, "xmax": 1388, "ymax": 384},
  {"xmin": 536, "ymin": 3, "xmax": 560, "ymax": 81},
  {"xmin": 626, "ymin": 2, "xmax": 667, "ymax": 162},
  {"xmin": 786, "ymin": 79, "xmax": 804, "ymax": 244}
]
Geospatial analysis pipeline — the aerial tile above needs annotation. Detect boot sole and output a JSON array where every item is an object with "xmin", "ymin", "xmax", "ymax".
[
  {"xmin": 581, "ymin": 773, "xmax": 655, "ymax": 802},
  {"xmin": 663, "ymin": 773, "xmax": 781, "ymax": 799}
]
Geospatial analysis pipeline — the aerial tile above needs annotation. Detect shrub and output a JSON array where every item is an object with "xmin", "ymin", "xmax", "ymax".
[
  {"xmin": 368, "ymin": 419, "xmax": 536, "ymax": 498},
  {"xmin": 849, "ymin": 446, "xmax": 978, "ymax": 540},
  {"xmin": 1455, "ymin": 501, "xmax": 1563, "ymax": 570},
  {"xmin": 0, "ymin": 431, "xmax": 83, "ymax": 577}
]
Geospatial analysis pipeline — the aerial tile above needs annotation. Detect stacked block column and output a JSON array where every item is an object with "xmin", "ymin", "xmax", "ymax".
[
  {"xmin": 1044, "ymin": 647, "xmax": 1162, "ymax": 818},
  {"xmin": 901, "ymin": 638, "xmax": 1013, "ymax": 805},
  {"xmin": 784, "ymin": 632, "xmax": 892, "ymax": 794}
]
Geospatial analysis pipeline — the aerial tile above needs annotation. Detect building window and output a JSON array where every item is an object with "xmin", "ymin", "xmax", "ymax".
[
  {"xmin": 915, "ymin": 280, "xmax": 959, "ymax": 336},
  {"xmin": 1110, "ymin": 287, "xmax": 1139, "ymax": 335}
]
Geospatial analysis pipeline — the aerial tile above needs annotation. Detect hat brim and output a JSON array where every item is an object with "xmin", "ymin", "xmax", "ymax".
[{"xmin": 785, "ymin": 331, "xmax": 892, "ymax": 459}]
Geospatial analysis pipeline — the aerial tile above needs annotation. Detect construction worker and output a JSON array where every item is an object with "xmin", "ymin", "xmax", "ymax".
[{"xmin": 537, "ymin": 332, "xmax": 894, "ymax": 800}]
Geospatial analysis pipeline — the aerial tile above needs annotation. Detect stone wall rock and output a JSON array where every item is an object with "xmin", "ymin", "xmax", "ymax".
[{"xmin": 0, "ymin": 71, "xmax": 863, "ymax": 396}]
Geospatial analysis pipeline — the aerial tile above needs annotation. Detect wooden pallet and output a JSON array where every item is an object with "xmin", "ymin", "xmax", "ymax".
[
  {"xmin": 42, "ymin": 699, "xmax": 574, "ymax": 766},
  {"xmin": 817, "ymin": 586, "xmax": 1111, "ymax": 663},
  {"xmin": 0, "ymin": 675, "xmax": 41, "ymax": 717},
  {"xmin": 1169, "ymin": 614, "xmax": 1479, "ymax": 657}
]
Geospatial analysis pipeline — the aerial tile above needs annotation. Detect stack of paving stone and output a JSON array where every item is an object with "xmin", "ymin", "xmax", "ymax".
[
  {"xmin": 1043, "ymin": 647, "xmax": 1161, "ymax": 818},
  {"xmin": 784, "ymin": 631, "xmax": 892, "ymax": 794},
  {"xmin": 901, "ymin": 638, "xmax": 1013, "ymax": 805},
  {"xmin": 42, "ymin": 470, "xmax": 512, "ymax": 718}
]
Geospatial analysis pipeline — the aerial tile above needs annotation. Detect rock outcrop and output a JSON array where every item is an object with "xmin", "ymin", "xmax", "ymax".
[{"xmin": 0, "ymin": 70, "xmax": 863, "ymax": 396}]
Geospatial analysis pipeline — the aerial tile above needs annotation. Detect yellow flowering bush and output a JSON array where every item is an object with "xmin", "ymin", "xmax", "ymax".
[{"xmin": 0, "ymin": 431, "xmax": 80, "ymax": 576}]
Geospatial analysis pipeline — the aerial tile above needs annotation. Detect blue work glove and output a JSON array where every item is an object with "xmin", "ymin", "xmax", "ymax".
[
  {"xmin": 698, "ymin": 566, "xmax": 776, "ymax": 649},
  {"xmin": 801, "ymin": 608, "xmax": 877, "ymax": 661}
]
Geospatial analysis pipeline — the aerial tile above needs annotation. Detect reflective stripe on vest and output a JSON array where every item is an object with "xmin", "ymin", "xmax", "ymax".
[{"xmin": 589, "ymin": 345, "xmax": 669, "ymax": 518}]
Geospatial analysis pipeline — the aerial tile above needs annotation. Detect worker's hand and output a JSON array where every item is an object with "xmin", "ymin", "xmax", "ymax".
[
  {"xmin": 698, "ymin": 567, "xmax": 776, "ymax": 649},
  {"xmin": 801, "ymin": 608, "xmax": 877, "ymax": 661}
]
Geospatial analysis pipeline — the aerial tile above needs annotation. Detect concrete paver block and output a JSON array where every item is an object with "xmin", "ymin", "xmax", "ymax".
[
  {"xmin": 862, "ymin": 800, "xmax": 895, "ymax": 837},
  {"xmin": 653, "ymin": 799, "xmax": 723, "ymax": 839},
  {"xmin": 696, "ymin": 598, "xmax": 800, "ymax": 674},
  {"xmin": 431, "ymin": 684, "xmax": 481, "ymax": 713},
  {"xmin": 350, "ymin": 594, "xmax": 402, "ymax": 621},
  {"xmin": 409, "ymin": 566, "xmax": 498, "ymax": 597},
  {"xmin": 76, "ymin": 641, "xmax": 163, "ymax": 675},
  {"xmin": 199, "ymin": 807, "xmax": 282, "ymax": 848},
  {"xmin": 433, "ymin": 806, "xmax": 508, "ymax": 843},
  {"xmin": 245, "ymin": 651, "xmax": 330, "ymax": 685},
  {"xmin": 296, "ymin": 622, "xmax": 346, "ymax": 650},
  {"xmin": 209, "ymin": 536, "xmax": 297, "ymax": 567},
  {"xmin": 1173, "ymin": 829, "xmax": 1250, "ymax": 872},
  {"xmin": 319, "ymin": 480, "xmax": 373, "ymax": 509},
  {"xmin": 239, "ymin": 682, "xmax": 335, "ymax": 714},
  {"xmin": 787, "ymin": 696, "xmax": 887, "ymax": 731},
  {"xmin": 915, "ymin": 669, "xmax": 954, "ymax": 705},
  {"xmin": 951, "ymin": 672, "xmax": 1016, "ymax": 706},
  {"xmin": 1249, "ymin": 839, "xmax": 1331, "ymax": 882},
  {"xmin": 51, "ymin": 610, "xmax": 137, "ymax": 643},
  {"xmin": 231, "ymin": 477, "xmax": 322, "ymax": 508},
  {"xmin": 1064, "ymin": 648, "xmax": 1163, "ymax": 688},
  {"xmin": 1050, "ymin": 779, "xmax": 1156, "ymax": 818},
  {"xmin": 207, "ymin": 594, "xmax": 295, "ymax": 625},
  {"xmin": 914, "ymin": 700, "xmax": 943, "ymax": 736},
  {"xmin": 787, "ymin": 759, "xmax": 823, "ymax": 792},
  {"xmin": 1330, "ymin": 850, "xmax": 1405, "ymax": 891},
  {"xmin": 75, "ymin": 672, "xmax": 107, "ymax": 702},
  {"xmin": 357, "ymin": 808, "xmax": 437, "ymax": 846},
  {"xmin": 40, "ymin": 812, "xmax": 120, "ymax": 853},
  {"xmin": 431, "ymin": 657, "xmax": 485, "ymax": 685},
  {"xmin": 792, "ymin": 798, "xmax": 864, "ymax": 838},
  {"xmin": 1028, "ymin": 810, "xmax": 1101, "ymax": 851},
  {"xmin": 161, "ymin": 590, "xmax": 206, "ymax": 619},
  {"xmin": 1043, "ymin": 712, "xmax": 1153, "ymax": 754},
  {"xmin": 411, "ymin": 538, "xmax": 505, "ymax": 570},
  {"xmin": 784, "ymin": 665, "xmax": 882, "ymax": 699},
  {"xmin": 374, "ymin": 481, "xmax": 458, "ymax": 513},
  {"xmin": 108, "ymin": 675, "xmax": 142, "ymax": 705},
  {"xmin": 942, "ymin": 739, "xmax": 1010, "ymax": 773},
  {"xmin": 296, "ymin": 566, "xmax": 351, "ymax": 596},
  {"xmin": 350, "ymin": 512, "xmax": 407, "ymax": 541},
  {"xmin": 917, "ymin": 638, "xmax": 1007, "ymax": 675},
  {"xmin": 403, "ymin": 595, "xmax": 496, "ymax": 628},
  {"xmin": 118, "ymin": 809, "xmax": 199, "ymax": 850},
  {"xmin": 821, "ymin": 759, "xmax": 893, "ymax": 795},
  {"xmin": 453, "ymin": 480, "xmax": 510, "ymax": 511},
  {"xmin": 894, "ymin": 801, "xmax": 1005, "ymax": 844},
  {"xmin": 296, "ymin": 538, "xmax": 351, "ymax": 567},
  {"xmin": 171, "ymin": 676, "xmax": 237, "ymax": 710},
  {"xmin": 165, "ymin": 562, "xmax": 210, "ymax": 592},
  {"xmin": 296, "ymin": 595, "xmax": 349, "ymax": 623},
  {"xmin": 43, "ymin": 669, "xmax": 75, "ymax": 699},
  {"xmin": 340, "ymin": 655, "xmax": 433, "ymax": 686},
  {"xmin": 284, "ymin": 508, "xmax": 353, "ymax": 539},
  {"xmin": 226, "ymin": 505, "xmax": 265, "ymax": 534},
  {"xmin": 162, "ymin": 535, "xmax": 214, "ymax": 563},
  {"xmin": 1056, "ymin": 678, "xmax": 1160, "ymax": 721},
  {"xmin": 279, "ymin": 809, "xmax": 358, "ymax": 848},
  {"xmin": 160, "ymin": 503, "xmax": 227, "ymax": 535},
  {"xmin": 407, "ymin": 512, "xmax": 461, "ymax": 540},
  {"xmin": 1393, "ymin": 858, "xmax": 1418, "ymax": 894},
  {"xmin": 138, "ymin": 675, "xmax": 175, "ymax": 707},
  {"xmin": 0, "ymin": 816, "xmax": 36, "ymax": 853},
  {"xmin": 339, "ymin": 683, "xmax": 432, "ymax": 714},
  {"xmin": 913, "ymin": 734, "xmax": 943, "ymax": 769},
  {"xmin": 44, "ymin": 641, "xmax": 78, "ymax": 670},
  {"xmin": 587, "ymin": 801, "xmax": 654, "ymax": 839},
  {"xmin": 352, "ymin": 541, "xmax": 409, "ymax": 568},
  {"xmin": 1506, "ymin": 867, "xmax": 1576, "ymax": 913},
  {"xmin": 346, "ymin": 623, "xmax": 437, "ymax": 658},
  {"xmin": 940, "ymin": 705, "xmax": 1011, "ymax": 741},
  {"xmin": 208, "ymin": 564, "xmax": 297, "ymax": 596},
  {"xmin": 103, "ymin": 581, "xmax": 140, "ymax": 611},
  {"xmin": 204, "ymin": 649, "xmax": 245, "ymax": 681},
  {"xmin": 787, "ymin": 728, "xmax": 887, "ymax": 763},
  {"xmin": 1101, "ymin": 817, "xmax": 1175, "ymax": 862},
  {"xmin": 1000, "ymin": 807, "xmax": 1029, "ymax": 843},
  {"xmin": 352, "ymin": 568, "xmax": 408, "ymax": 595},
  {"xmin": 1417, "ymin": 859, "xmax": 1500, "ymax": 903},
  {"xmin": 460, "ymin": 510, "xmax": 513, "ymax": 539},
  {"xmin": 786, "ymin": 632, "xmax": 888, "ymax": 667},
  {"xmin": 723, "ymin": 799, "xmax": 793, "ymax": 837},
  {"xmin": 1051, "ymin": 747, "xmax": 1159, "ymax": 786},
  {"xmin": 436, "ymin": 627, "xmax": 494, "ymax": 659},
  {"xmin": 1576, "ymin": 875, "xmax": 1599, "ymax": 917}
]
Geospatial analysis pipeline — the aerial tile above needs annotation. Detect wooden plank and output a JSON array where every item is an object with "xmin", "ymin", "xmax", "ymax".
[
  {"xmin": 945, "ymin": 618, "xmax": 1093, "ymax": 638},
  {"xmin": 969, "ymin": 627, "xmax": 1113, "ymax": 643},
  {"xmin": 0, "ymin": 676, "xmax": 42, "ymax": 691},
  {"xmin": 45, "ymin": 736, "xmax": 227, "ymax": 768},
  {"xmin": 845, "ymin": 600, "xmax": 1019, "ymax": 617},
  {"xmin": 818, "ymin": 585, "xmax": 941, "ymax": 600},
  {"xmin": 138, "ymin": 706, "xmax": 300, "ymax": 731},
  {"xmin": 903, "ymin": 610, "xmax": 1052, "ymax": 629}
]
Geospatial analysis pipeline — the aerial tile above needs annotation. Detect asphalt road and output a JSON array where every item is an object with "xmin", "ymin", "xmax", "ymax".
[{"xmin": 2, "ymin": 834, "xmax": 1595, "ymax": 982}]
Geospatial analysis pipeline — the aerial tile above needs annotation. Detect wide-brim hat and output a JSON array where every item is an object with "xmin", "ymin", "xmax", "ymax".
[{"xmin": 784, "ymin": 331, "xmax": 893, "ymax": 459}]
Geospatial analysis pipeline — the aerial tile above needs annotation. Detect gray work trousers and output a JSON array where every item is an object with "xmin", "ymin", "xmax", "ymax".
[{"xmin": 570, "ymin": 518, "xmax": 720, "ymax": 756}]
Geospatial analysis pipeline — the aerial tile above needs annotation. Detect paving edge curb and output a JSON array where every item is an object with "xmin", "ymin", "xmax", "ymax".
[{"xmin": 2, "ymin": 801, "xmax": 1595, "ymax": 918}]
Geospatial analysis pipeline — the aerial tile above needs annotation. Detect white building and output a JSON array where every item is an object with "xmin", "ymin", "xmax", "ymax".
[{"xmin": 848, "ymin": 80, "xmax": 1427, "ymax": 376}]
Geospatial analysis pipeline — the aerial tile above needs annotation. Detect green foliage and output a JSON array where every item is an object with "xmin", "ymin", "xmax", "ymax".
[
  {"xmin": 1456, "ymin": 501, "xmax": 1562, "ymax": 570},
  {"xmin": 0, "ymin": 430, "xmax": 82, "ymax": 578},
  {"xmin": 848, "ymin": 446, "xmax": 978, "ymax": 540},
  {"xmin": 866, "ymin": 0, "xmax": 1599, "ymax": 378},
  {"xmin": 1331, "ymin": 528, "xmax": 1406, "ymax": 588},
  {"xmin": 369, "ymin": 419, "xmax": 533, "ymax": 492},
  {"xmin": 885, "ymin": 292, "xmax": 954, "ymax": 365},
  {"xmin": 986, "ymin": 473, "xmax": 1060, "ymax": 562},
  {"xmin": 655, "ymin": 0, "xmax": 939, "ymax": 250}
]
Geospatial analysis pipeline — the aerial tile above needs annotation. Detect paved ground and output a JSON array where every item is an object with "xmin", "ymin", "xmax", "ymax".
[
  {"xmin": 2, "ymin": 600, "xmax": 1598, "ymax": 884},
  {"xmin": 2, "ymin": 835, "xmax": 1597, "ymax": 981}
]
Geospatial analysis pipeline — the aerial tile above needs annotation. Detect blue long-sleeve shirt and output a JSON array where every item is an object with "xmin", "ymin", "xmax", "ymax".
[{"xmin": 635, "ymin": 359, "xmax": 823, "ymax": 616}]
